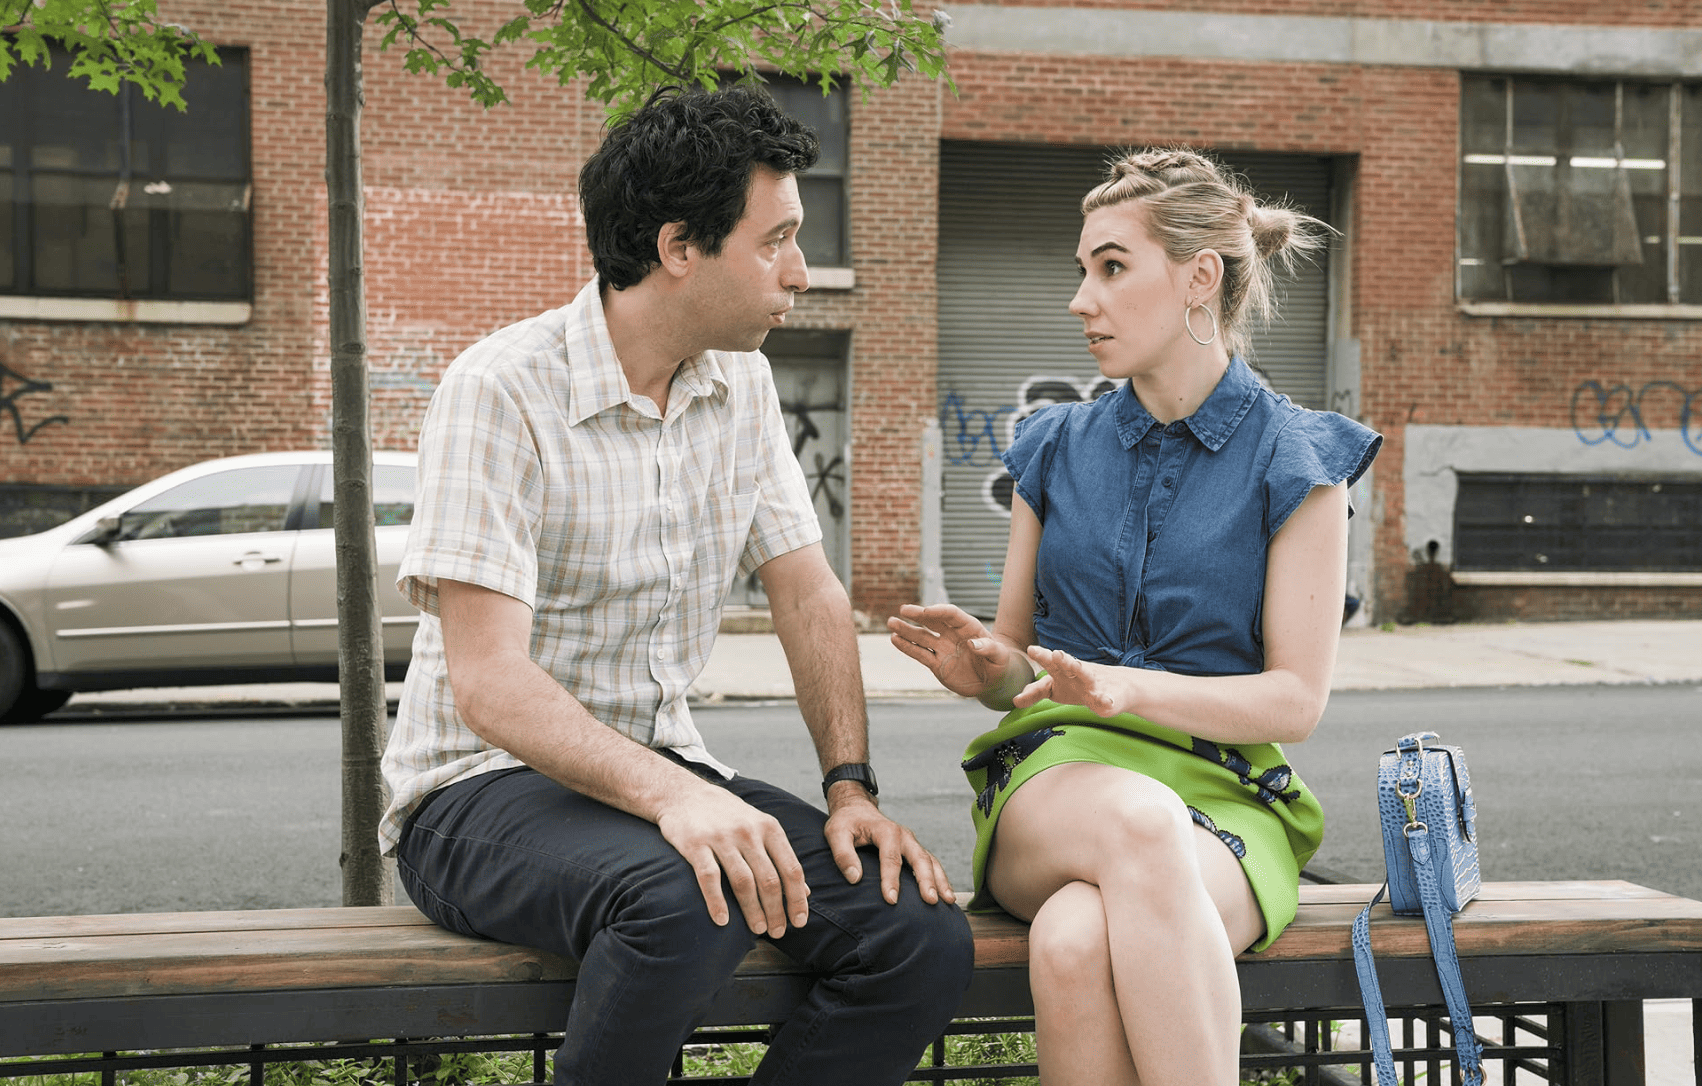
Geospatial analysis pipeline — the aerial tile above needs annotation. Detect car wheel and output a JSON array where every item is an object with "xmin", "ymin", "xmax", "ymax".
[
  {"xmin": 0, "ymin": 621, "xmax": 28, "ymax": 724},
  {"xmin": 10, "ymin": 687, "xmax": 72, "ymax": 722}
]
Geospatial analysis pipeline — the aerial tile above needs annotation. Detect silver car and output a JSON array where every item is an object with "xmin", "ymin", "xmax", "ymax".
[{"xmin": 0, "ymin": 451, "xmax": 419, "ymax": 723}]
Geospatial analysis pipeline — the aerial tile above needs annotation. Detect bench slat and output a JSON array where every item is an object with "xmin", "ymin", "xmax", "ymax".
[
  {"xmin": 0, "ymin": 906, "xmax": 433, "ymax": 941},
  {"xmin": 5, "ymin": 882, "xmax": 1700, "ymax": 1004}
]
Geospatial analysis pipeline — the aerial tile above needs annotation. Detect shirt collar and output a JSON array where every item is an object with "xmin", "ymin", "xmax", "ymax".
[
  {"xmin": 564, "ymin": 278, "xmax": 730, "ymax": 426},
  {"xmin": 1113, "ymin": 355, "xmax": 1261, "ymax": 452}
]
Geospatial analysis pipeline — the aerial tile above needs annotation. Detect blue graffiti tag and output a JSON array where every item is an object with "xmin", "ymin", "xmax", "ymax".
[
  {"xmin": 940, "ymin": 390, "xmax": 1015, "ymax": 468},
  {"xmin": 1571, "ymin": 381, "xmax": 1701, "ymax": 456}
]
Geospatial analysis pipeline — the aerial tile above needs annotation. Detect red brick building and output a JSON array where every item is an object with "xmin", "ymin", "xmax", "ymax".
[{"xmin": 4, "ymin": 0, "xmax": 1699, "ymax": 625}]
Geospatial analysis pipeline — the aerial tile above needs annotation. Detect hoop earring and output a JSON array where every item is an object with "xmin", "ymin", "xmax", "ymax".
[{"xmin": 1184, "ymin": 302, "xmax": 1218, "ymax": 346}]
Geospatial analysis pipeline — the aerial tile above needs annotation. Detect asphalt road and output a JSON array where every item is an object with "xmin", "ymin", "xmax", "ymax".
[{"xmin": 2, "ymin": 683, "xmax": 1699, "ymax": 917}]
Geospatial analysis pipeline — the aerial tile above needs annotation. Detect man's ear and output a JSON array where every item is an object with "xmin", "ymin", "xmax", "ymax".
[{"xmin": 657, "ymin": 221, "xmax": 693, "ymax": 279}]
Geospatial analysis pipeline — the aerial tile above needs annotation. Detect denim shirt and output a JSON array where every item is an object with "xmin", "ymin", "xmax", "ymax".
[{"xmin": 1002, "ymin": 356, "xmax": 1381, "ymax": 678}]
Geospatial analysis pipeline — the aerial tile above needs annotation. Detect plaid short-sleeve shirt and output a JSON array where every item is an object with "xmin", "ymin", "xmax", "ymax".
[{"xmin": 379, "ymin": 278, "xmax": 821, "ymax": 854}]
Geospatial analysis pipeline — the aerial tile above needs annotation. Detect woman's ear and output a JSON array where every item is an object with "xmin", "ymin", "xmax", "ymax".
[
  {"xmin": 657, "ymin": 221, "xmax": 693, "ymax": 278},
  {"xmin": 1189, "ymin": 248, "xmax": 1225, "ymax": 301}
]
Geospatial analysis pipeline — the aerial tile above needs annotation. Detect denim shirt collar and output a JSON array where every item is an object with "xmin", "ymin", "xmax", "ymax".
[{"xmin": 1113, "ymin": 356, "xmax": 1262, "ymax": 452}]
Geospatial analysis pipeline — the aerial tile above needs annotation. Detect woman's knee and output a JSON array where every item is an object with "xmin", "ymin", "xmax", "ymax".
[
  {"xmin": 1097, "ymin": 790, "xmax": 1197, "ymax": 878},
  {"xmin": 1028, "ymin": 882, "xmax": 1112, "ymax": 987}
]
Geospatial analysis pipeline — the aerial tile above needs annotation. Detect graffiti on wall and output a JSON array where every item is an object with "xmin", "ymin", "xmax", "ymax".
[
  {"xmin": 778, "ymin": 380, "xmax": 847, "ymax": 521},
  {"xmin": 1571, "ymin": 380, "xmax": 1702, "ymax": 457},
  {"xmin": 0, "ymin": 362, "xmax": 69, "ymax": 445},
  {"xmin": 943, "ymin": 374, "xmax": 1121, "ymax": 516}
]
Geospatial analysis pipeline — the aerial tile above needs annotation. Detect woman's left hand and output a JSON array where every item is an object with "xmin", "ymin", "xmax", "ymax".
[{"xmin": 1016, "ymin": 645, "xmax": 1137, "ymax": 718}]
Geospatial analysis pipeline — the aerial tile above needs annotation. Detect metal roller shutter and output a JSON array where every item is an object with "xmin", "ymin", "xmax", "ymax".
[{"xmin": 936, "ymin": 141, "xmax": 1333, "ymax": 617}]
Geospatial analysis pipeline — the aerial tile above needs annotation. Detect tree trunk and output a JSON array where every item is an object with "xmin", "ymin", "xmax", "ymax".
[{"xmin": 326, "ymin": 0, "xmax": 393, "ymax": 907}]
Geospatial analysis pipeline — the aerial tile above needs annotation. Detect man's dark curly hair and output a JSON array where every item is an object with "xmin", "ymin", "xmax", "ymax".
[{"xmin": 580, "ymin": 84, "xmax": 821, "ymax": 291}]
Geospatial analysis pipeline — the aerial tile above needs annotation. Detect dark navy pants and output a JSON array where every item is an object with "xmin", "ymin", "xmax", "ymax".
[{"xmin": 395, "ymin": 760, "xmax": 974, "ymax": 1086}]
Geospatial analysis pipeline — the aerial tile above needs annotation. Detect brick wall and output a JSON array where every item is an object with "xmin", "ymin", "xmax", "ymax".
[{"xmin": 5, "ymin": 0, "xmax": 1698, "ymax": 621}]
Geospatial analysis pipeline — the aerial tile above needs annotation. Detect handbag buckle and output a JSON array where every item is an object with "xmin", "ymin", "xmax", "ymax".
[{"xmin": 1397, "ymin": 736, "xmax": 1426, "ymax": 828}]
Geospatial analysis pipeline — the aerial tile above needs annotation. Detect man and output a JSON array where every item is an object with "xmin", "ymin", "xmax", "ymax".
[{"xmin": 379, "ymin": 84, "xmax": 974, "ymax": 1086}]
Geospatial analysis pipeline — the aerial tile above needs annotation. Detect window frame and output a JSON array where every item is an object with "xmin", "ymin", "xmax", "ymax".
[
  {"xmin": 0, "ymin": 43, "xmax": 254, "ymax": 311},
  {"xmin": 720, "ymin": 71, "xmax": 853, "ymax": 284},
  {"xmin": 1457, "ymin": 73, "xmax": 1700, "ymax": 317}
]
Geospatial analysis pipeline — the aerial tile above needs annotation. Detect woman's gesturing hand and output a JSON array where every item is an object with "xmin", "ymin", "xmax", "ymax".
[
  {"xmin": 887, "ymin": 603, "xmax": 1019, "ymax": 700},
  {"xmin": 1017, "ymin": 645, "xmax": 1137, "ymax": 718}
]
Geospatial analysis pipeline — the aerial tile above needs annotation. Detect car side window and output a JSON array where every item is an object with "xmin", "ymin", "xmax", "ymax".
[
  {"xmin": 317, "ymin": 464, "xmax": 415, "ymax": 528},
  {"xmin": 115, "ymin": 466, "xmax": 300, "ymax": 541}
]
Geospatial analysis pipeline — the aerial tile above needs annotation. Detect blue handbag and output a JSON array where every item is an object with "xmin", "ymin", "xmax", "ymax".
[{"xmin": 1352, "ymin": 731, "xmax": 1484, "ymax": 1086}]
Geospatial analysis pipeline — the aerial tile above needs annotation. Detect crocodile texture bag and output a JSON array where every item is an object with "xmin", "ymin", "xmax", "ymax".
[
  {"xmin": 1379, "ymin": 732, "xmax": 1480, "ymax": 915},
  {"xmin": 1353, "ymin": 731, "xmax": 1485, "ymax": 1086}
]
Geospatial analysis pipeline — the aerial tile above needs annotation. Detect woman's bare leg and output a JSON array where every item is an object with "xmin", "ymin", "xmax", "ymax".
[
  {"xmin": 985, "ymin": 761, "xmax": 1265, "ymax": 1086},
  {"xmin": 1027, "ymin": 880, "xmax": 1140, "ymax": 1085}
]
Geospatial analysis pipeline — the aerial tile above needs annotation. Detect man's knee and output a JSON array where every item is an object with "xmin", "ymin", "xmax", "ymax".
[{"xmin": 862, "ymin": 885, "xmax": 976, "ymax": 1007}]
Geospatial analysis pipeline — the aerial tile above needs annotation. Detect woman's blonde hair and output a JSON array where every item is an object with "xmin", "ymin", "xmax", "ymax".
[{"xmin": 1081, "ymin": 147, "xmax": 1330, "ymax": 359}]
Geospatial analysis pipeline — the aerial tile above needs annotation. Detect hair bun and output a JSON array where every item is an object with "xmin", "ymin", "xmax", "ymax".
[{"xmin": 1247, "ymin": 203, "xmax": 1297, "ymax": 260}]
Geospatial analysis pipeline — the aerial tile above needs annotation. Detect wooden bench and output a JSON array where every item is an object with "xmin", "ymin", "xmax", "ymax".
[{"xmin": 3, "ymin": 880, "xmax": 1700, "ymax": 1085}]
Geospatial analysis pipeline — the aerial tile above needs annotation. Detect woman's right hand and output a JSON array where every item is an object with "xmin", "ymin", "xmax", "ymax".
[{"xmin": 887, "ymin": 603, "xmax": 1021, "ymax": 700}]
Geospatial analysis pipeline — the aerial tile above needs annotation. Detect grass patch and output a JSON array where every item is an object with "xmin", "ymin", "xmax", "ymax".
[{"xmin": 4, "ymin": 1035, "xmax": 1308, "ymax": 1085}]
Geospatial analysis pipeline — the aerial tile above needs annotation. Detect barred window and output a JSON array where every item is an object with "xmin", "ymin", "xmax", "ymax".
[
  {"xmin": 1458, "ymin": 75, "xmax": 1701, "ymax": 306},
  {"xmin": 0, "ymin": 45, "xmax": 251, "ymax": 301},
  {"xmin": 1454, "ymin": 473, "xmax": 1702, "ymax": 572},
  {"xmin": 722, "ymin": 72, "xmax": 850, "ymax": 269}
]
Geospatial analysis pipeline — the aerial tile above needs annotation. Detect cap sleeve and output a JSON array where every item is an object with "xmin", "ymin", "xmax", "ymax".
[
  {"xmin": 1265, "ymin": 410, "xmax": 1383, "ymax": 535},
  {"xmin": 1000, "ymin": 404, "xmax": 1071, "ymax": 519}
]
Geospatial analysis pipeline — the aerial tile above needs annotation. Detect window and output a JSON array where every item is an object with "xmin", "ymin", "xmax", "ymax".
[
  {"xmin": 108, "ymin": 466, "xmax": 298, "ymax": 541},
  {"xmin": 314, "ymin": 464, "xmax": 416, "ymax": 528},
  {"xmin": 0, "ymin": 45, "xmax": 251, "ymax": 301},
  {"xmin": 1458, "ymin": 75, "xmax": 1701, "ymax": 306},
  {"xmin": 724, "ymin": 73, "xmax": 850, "ymax": 268},
  {"xmin": 1453, "ymin": 473, "xmax": 1702, "ymax": 571}
]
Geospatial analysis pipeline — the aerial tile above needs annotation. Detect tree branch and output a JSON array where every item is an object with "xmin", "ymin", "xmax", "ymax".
[
  {"xmin": 575, "ymin": 0, "xmax": 690, "ymax": 82},
  {"xmin": 700, "ymin": 2, "xmax": 782, "ymax": 38},
  {"xmin": 2, "ymin": 0, "xmax": 34, "ymax": 30},
  {"xmin": 383, "ymin": 0, "xmax": 462, "ymax": 71}
]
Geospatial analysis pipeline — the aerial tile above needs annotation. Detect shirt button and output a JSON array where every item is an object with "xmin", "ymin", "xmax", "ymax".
[{"xmin": 1162, "ymin": 477, "xmax": 1174, "ymax": 488}]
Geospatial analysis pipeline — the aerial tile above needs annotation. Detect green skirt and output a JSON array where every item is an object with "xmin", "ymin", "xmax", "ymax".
[{"xmin": 961, "ymin": 699, "xmax": 1324, "ymax": 952}]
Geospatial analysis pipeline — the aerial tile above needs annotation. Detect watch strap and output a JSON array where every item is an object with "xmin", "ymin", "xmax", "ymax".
[{"xmin": 821, "ymin": 762, "xmax": 878, "ymax": 801}]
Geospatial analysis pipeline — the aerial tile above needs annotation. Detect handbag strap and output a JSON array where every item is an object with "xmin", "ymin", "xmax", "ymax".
[{"xmin": 1353, "ymin": 830, "xmax": 1484, "ymax": 1086}]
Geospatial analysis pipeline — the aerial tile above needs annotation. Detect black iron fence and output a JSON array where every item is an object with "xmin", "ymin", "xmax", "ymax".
[{"xmin": 1, "ymin": 1003, "xmax": 1577, "ymax": 1086}]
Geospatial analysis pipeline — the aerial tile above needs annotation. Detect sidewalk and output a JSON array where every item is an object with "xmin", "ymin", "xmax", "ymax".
[
  {"xmin": 62, "ymin": 617, "xmax": 1702, "ymax": 714},
  {"xmin": 689, "ymin": 617, "xmax": 1702, "ymax": 701}
]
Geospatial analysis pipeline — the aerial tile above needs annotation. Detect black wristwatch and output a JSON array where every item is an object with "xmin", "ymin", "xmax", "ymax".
[{"xmin": 821, "ymin": 762, "xmax": 879, "ymax": 801}]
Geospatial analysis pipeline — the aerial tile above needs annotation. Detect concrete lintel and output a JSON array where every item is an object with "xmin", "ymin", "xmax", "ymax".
[{"xmin": 943, "ymin": 5, "xmax": 1702, "ymax": 77}]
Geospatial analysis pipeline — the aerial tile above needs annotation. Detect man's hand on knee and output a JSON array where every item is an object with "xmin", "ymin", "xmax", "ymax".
[
  {"xmin": 825, "ymin": 796, "xmax": 958, "ymax": 908},
  {"xmin": 657, "ymin": 782, "xmax": 811, "ymax": 936}
]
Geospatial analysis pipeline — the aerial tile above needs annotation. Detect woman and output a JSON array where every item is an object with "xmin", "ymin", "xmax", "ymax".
[{"xmin": 889, "ymin": 148, "xmax": 1381, "ymax": 1086}]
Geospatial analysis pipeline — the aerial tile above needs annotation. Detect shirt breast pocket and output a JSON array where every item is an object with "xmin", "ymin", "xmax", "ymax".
[{"xmin": 698, "ymin": 487, "xmax": 760, "ymax": 592}]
